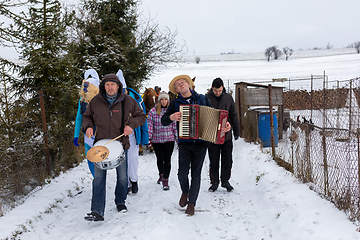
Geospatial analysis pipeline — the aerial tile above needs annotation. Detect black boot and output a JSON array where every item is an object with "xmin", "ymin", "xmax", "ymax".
[
  {"xmin": 131, "ymin": 181, "xmax": 138, "ymax": 194},
  {"xmin": 208, "ymin": 182, "xmax": 219, "ymax": 192},
  {"xmin": 221, "ymin": 181, "xmax": 234, "ymax": 192},
  {"xmin": 84, "ymin": 212, "xmax": 104, "ymax": 221},
  {"xmin": 116, "ymin": 203, "xmax": 128, "ymax": 213}
]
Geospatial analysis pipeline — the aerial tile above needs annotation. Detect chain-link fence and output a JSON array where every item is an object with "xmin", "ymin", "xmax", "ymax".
[
  {"xmin": 273, "ymin": 77, "xmax": 360, "ymax": 221},
  {"xmin": 229, "ymin": 75, "xmax": 360, "ymax": 221}
]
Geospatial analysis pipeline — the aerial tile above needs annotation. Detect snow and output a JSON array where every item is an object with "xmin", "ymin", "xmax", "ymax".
[
  {"xmin": 1, "ymin": 49, "xmax": 360, "ymax": 240},
  {"xmin": 145, "ymin": 48, "xmax": 360, "ymax": 93}
]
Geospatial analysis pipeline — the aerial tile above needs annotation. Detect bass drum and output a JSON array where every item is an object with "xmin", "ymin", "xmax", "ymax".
[{"xmin": 93, "ymin": 139, "xmax": 126, "ymax": 170}]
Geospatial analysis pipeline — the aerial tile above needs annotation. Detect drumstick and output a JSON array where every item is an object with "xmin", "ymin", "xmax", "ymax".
[{"xmin": 104, "ymin": 133, "xmax": 125, "ymax": 145}]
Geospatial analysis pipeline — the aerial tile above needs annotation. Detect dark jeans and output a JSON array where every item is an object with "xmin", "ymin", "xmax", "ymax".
[
  {"xmin": 178, "ymin": 142, "xmax": 208, "ymax": 206},
  {"xmin": 152, "ymin": 141, "xmax": 175, "ymax": 179},
  {"xmin": 91, "ymin": 150, "xmax": 128, "ymax": 217},
  {"xmin": 208, "ymin": 140, "xmax": 233, "ymax": 185}
]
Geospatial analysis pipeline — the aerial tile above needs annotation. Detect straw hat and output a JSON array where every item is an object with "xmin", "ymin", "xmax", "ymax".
[{"xmin": 169, "ymin": 75, "xmax": 194, "ymax": 94}]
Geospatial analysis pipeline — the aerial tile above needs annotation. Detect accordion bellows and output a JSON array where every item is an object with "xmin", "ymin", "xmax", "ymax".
[{"xmin": 179, "ymin": 105, "xmax": 228, "ymax": 144}]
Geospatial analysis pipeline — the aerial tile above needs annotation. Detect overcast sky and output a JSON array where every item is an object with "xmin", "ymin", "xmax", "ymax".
[
  {"xmin": 139, "ymin": 0, "xmax": 360, "ymax": 55},
  {"xmin": 2, "ymin": 0, "xmax": 360, "ymax": 58}
]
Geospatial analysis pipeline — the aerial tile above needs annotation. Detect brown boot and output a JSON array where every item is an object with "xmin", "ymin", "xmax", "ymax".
[
  {"xmin": 162, "ymin": 178, "xmax": 169, "ymax": 191},
  {"xmin": 138, "ymin": 144, "xmax": 143, "ymax": 156},
  {"xmin": 179, "ymin": 193, "xmax": 188, "ymax": 207},
  {"xmin": 185, "ymin": 203, "xmax": 195, "ymax": 216}
]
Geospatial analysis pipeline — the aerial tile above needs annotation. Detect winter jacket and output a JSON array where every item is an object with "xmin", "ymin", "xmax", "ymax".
[
  {"xmin": 82, "ymin": 75, "xmax": 146, "ymax": 150},
  {"xmin": 148, "ymin": 107, "xmax": 177, "ymax": 143},
  {"xmin": 161, "ymin": 90, "xmax": 212, "ymax": 143},
  {"xmin": 127, "ymin": 87, "xmax": 149, "ymax": 145},
  {"xmin": 206, "ymin": 88, "xmax": 240, "ymax": 142},
  {"xmin": 74, "ymin": 98, "xmax": 85, "ymax": 139},
  {"xmin": 74, "ymin": 98, "xmax": 97, "ymax": 138}
]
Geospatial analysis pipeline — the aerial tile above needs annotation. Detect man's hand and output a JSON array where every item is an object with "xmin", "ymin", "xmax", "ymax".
[
  {"xmin": 86, "ymin": 128, "xmax": 94, "ymax": 138},
  {"xmin": 170, "ymin": 112, "xmax": 181, "ymax": 122},
  {"xmin": 222, "ymin": 122, "xmax": 231, "ymax": 133},
  {"xmin": 124, "ymin": 125, "xmax": 133, "ymax": 136}
]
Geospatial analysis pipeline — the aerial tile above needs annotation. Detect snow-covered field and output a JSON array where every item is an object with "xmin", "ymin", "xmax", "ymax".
[
  {"xmin": 146, "ymin": 48, "xmax": 360, "ymax": 93},
  {"xmin": 1, "ymin": 48, "xmax": 360, "ymax": 240}
]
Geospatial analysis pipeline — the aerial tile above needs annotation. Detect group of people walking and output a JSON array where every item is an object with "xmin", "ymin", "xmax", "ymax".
[{"xmin": 74, "ymin": 70, "xmax": 240, "ymax": 221}]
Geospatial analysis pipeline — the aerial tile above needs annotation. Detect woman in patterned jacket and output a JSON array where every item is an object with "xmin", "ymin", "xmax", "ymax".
[{"xmin": 147, "ymin": 91, "xmax": 177, "ymax": 190}]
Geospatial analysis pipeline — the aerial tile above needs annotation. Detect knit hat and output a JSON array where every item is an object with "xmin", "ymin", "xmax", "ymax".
[
  {"xmin": 84, "ymin": 69, "xmax": 100, "ymax": 88},
  {"xmin": 158, "ymin": 91, "xmax": 169, "ymax": 101},
  {"xmin": 102, "ymin": 74, "xmax": 120, "ymax": 85},
  {"xmin": 169, "ymin": 75, "xmax": 194, "ymax": 94},
  {"xmin": 99, "ymin": 73, "xmax": 122, "ymax": 94}
]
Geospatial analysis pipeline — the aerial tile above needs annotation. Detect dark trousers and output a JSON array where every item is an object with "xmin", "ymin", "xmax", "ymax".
[
  {"xmin": 208, "ymin": 140, "xmax": 233, "ymax": 185},
  {"xmin": 178, "ymin": 142, "xmax": 207, "ymax": 206},
  {"xmin": 152, "ymin": 141, "xmax": 175, "ymax": 179}
]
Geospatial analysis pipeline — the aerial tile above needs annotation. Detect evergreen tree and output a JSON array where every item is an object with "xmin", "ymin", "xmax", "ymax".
[
  {"xmin": 4, "ymin": 0, "xmax": 80, "ymax": 176},
  {"xmin": 73, "ymin": 0, "xmax": 185, "ymax": 90}
]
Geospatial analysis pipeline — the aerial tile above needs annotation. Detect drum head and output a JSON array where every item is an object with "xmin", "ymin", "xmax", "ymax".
[{"xmin": 86, "ymin": 146, "xmax": 109, "ymax": 162}]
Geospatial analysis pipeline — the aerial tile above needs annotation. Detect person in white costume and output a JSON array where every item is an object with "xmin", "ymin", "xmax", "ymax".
[{"xmin": 116, "ymin": 70, "xmax": 149, "ymax": 194}]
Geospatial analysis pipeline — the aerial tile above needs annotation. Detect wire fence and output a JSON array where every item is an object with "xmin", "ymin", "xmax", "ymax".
[
  {"xmin": 252, "ymin": 76, "xmax": 360, "ymax": 222},
  {"xmin": 0, "ymin": 85, "xmax": 82, "ymax": 216},
  {"xmin": 283, "ymin": 123, "xmax": 360, "ymax": 221}
]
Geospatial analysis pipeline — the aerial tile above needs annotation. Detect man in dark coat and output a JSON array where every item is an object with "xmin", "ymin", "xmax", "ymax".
[
  {"xmin": 161, "ymin": 75, "xmax": 231, "ymax": 216},
  {"xmin": 206, "ymin": 77, "xmax": 240, "ymax": 192},
  {"xmin": 82, "ymin": 73, "xmax": 146, "ymax": 221}
]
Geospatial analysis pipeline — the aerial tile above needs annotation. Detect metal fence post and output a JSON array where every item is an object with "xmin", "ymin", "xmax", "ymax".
[{"xmin": 322, "ymin": 76, "xmax": 329, "ymax": 195}]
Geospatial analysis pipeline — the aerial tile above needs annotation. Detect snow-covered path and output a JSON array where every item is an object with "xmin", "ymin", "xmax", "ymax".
[
  {"xmin": 0, "ymin": 139, "xmax": 359, "ymax": 240},
  {"xmin": 2, "ymin": 50, "xmax": 360, "ymax": 239}
]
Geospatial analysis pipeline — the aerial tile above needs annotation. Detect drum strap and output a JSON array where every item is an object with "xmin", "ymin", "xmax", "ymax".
[{"xmin": 120, "ymin": 100, "xmax": 125, "ymax": 134}]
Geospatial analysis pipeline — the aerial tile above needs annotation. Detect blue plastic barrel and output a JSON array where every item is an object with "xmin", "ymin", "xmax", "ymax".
[{"xmin": 258, "ymin": 112, "xmax": 278, "ymax": 147}]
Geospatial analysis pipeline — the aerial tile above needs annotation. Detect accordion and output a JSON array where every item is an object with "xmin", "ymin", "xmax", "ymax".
[{"xmin": 179, "ymin": 104, "xmax": 228, "ymax": 144}]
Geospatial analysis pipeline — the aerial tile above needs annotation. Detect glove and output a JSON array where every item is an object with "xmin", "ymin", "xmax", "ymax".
[
  {"xmin": 73, "ymin": 137, "xmax": 79, "ymax": 146},
  {"xmin": 234, "ymin": 136, "xmax": 239, "ymax": 140}
]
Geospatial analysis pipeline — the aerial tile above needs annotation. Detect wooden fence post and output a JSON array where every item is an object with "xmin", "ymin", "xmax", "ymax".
[
  {"xmin": 268, "ymin": 84, "xmax": 275, "ymax": 158},
  {"xmin": 38, "ymin": 90, "xmax": 51, "ymax": 175}
]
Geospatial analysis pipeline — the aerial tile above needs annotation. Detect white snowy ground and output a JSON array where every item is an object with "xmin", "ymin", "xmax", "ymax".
[
  {"xmin": 1, "ymin": 49, "xmax": 360, "ymax": 240},
  {"xmin": 0, "ymin": 139, "xmax": 359, "ymax": 240}
]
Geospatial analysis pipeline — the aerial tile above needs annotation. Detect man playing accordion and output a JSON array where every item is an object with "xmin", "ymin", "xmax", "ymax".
[{"xmin": 161, "ymin": 75, "xmax": 231, "ymax": 216}]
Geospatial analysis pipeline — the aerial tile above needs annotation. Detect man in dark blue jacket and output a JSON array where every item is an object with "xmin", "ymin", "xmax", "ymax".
[{"xmin": 161, "ymin": 75, "xmax": 230, "ymax": 216}]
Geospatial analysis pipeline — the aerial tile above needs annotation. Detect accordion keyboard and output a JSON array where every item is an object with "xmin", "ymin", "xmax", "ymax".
[{"xmin": 179, "ymin": 105, "xmax": 190, "ymax": 137}]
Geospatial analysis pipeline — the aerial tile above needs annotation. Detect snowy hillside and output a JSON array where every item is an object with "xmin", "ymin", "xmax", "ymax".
[
  {"xmin": 145, "ymin": 48, "xmax": 360, "ymax": 94},
  {"xmin": 182, "ymin": 48, "xmax": 357, "ymax": 63}
]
